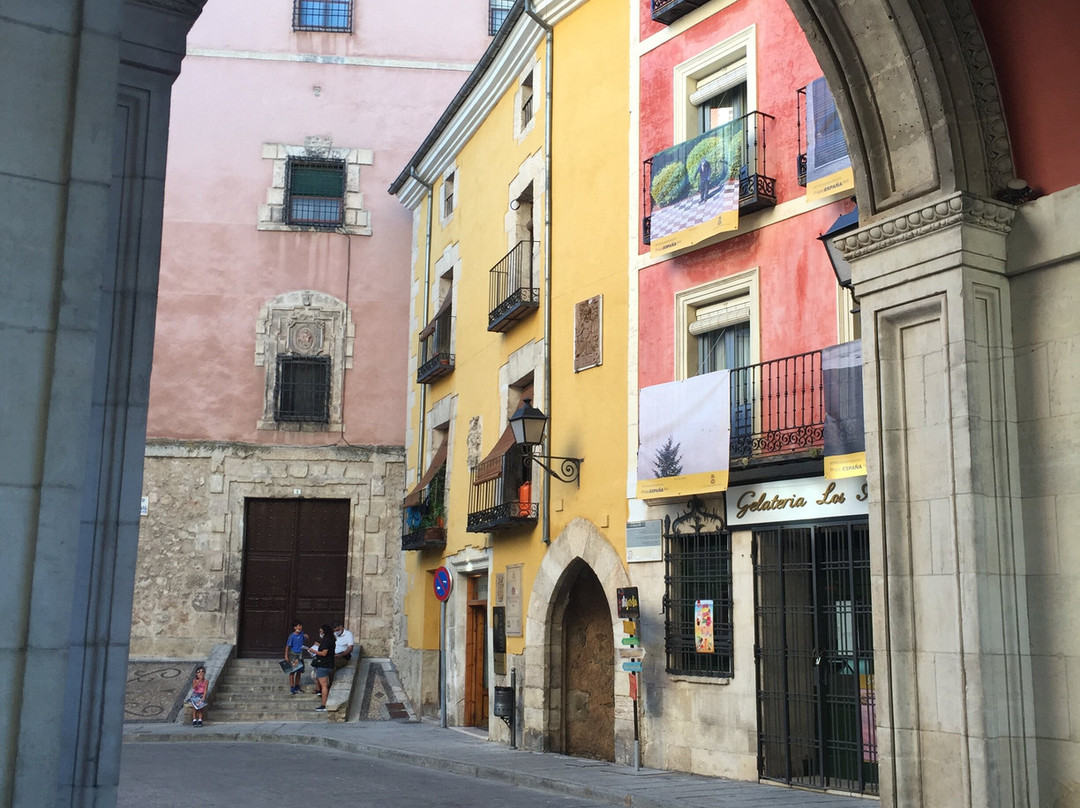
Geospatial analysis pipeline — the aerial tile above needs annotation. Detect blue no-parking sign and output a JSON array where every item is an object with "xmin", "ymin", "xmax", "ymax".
[{"xmin": 433, "ymin": 566, "xmax": 452, "ymax": 602}]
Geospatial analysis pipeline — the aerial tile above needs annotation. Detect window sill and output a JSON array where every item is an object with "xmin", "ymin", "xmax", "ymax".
[
  {"xmin": 666, "ymin": 673, "xmax": 732, "ymax": 686},
  {"xmin": 257, "ymin": 420, "xmax": 338, "ymax": 432}
]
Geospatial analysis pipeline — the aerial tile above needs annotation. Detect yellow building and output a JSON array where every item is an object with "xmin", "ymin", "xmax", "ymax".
[{"xmin": 390, "ymin": 0, "xmax": 631, "ymax": 759}]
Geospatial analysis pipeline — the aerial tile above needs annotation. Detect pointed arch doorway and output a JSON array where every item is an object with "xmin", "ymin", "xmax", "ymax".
[{"xmin": 551, "ymin": 561, "xmax": 615, "ymax": 761}]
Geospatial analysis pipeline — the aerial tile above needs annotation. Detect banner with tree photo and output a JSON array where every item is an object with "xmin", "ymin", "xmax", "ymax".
[
  {"xmin": 637, "ymin": 372, "xmax": 730, "ymax": 501},
  {"xmin": 648, "ymin": 120, "xmax": 741, "ymax": 256}
]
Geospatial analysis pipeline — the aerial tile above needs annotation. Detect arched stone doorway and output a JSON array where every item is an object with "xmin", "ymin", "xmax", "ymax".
[
  {"xmin": 552, "ymin": 561, "xmax": 614, "ymax": 760},
  {"xmin": 522, "ymin": 518, "xmax": 632, "ymax": 761}
]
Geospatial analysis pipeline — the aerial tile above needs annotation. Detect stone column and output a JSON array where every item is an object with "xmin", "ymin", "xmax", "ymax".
[
  {"xmin": 0, "ymin": 1, "xmax": 196, "ymax": 805},
  {"xmin": 841, "ymin": 193, "xmax": 1038, "ymax": 807}
]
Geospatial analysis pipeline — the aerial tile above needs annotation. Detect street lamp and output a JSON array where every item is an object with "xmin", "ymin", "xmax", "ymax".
[
  {"xmin": 817, "ymin": 205, "xmax": 859, "ymax": 289},
  {"xmin": 508, "ymin": 399, "xmax": 584, "ymax": 486}
]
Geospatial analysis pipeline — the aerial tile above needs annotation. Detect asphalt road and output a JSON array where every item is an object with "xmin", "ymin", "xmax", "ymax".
[{"xmin": 119, "ymin": 741, "xmax": 615, "ymax": 807}]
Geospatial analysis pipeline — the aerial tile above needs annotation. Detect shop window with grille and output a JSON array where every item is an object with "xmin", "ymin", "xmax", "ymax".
[
  {"xmin": 275, "ymin": 355, "xmax": 331, "ymax": 423},
  {"xmin": 664, "ymin": 524, "xmax": 733, "ymax": 676},
  {"xmin": 286, "ymin": 158, "xmax": 345, "ymax": 227},
  {"xmin": 293, "ymin": 0, "xmax": 352, "ymax": 32}
]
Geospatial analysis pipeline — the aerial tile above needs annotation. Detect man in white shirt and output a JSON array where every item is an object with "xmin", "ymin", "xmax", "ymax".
[{"xmin": 333, "ymin": 620, "xmax": 355, "ymax": 671}]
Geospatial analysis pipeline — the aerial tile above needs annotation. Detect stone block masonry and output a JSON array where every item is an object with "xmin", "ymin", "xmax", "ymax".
[{"xmin": 131, "ymin": 440, "xmax": 405, "ymax": 660}]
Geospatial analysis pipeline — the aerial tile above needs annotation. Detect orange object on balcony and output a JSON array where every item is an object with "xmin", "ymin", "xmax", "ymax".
[{"xmin": 518, "ymin": 482, "xmax": 532, "ymax": 517}]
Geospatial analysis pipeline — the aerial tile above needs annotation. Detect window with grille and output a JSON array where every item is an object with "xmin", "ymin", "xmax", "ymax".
[
  {"xmin": 293, "ymin": 0, "xmax": 352, "ymax": 32},
  {"xmin": 489, "ymin": 0, "xmax": 513, "ymax": 35},
  {"xmin": 664, "ymin": 527, "xmax": 733, "ymax": 676},
  {"xmin": 286, "ymin": 158, "xmax": 345, "ymax": 227},
  {"xmin": 275, "ymin": 355, "xmax": 331, "ymax": 423}
]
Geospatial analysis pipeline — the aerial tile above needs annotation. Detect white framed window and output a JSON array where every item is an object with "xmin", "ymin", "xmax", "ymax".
[
  {"xmin": 674, "ymin": 268, "xmax": 759, "ymax": 381},
  {"xmin": 673, "ymin": 26, "xmax": 756, "ymax": 143},
  {"xmin": 440, "ymin": 168, "xmax": 457, "ymax": 222},
  {"xmin": 514, "ymin": 62, "xmax": 539, "ymax": 141}
]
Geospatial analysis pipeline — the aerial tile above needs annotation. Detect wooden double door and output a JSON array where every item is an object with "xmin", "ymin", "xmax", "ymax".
[{"xmin": 238, "ymin": 498, "xmax": 349, "ymax": 657}]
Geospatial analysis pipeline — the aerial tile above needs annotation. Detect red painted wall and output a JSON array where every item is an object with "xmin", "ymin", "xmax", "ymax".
[
  {"xmin": 972, "ymin": 0, "xmax": 1080, "ymax": 195},
  {"xmin": 638, "ymin": 0, "xmax": 849, "ymax": 389}
]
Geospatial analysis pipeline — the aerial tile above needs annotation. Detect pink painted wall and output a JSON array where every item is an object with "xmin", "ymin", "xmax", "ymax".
[
  {"xmin": 638, "ymin": 0, "xmax": 849, "ymax": 389},
  {"xmin": 972, "ymin": 0, "xmax": 1080, "ymax": 196},
  {"xmin": 148, "ymin": 0, "xmax": 491, "ymax": 444}
]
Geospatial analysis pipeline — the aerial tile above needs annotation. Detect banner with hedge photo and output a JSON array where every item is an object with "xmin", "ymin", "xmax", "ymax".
[{"xmin": 648, "ymin": 120, "xmax": 741, "ymax": 256}]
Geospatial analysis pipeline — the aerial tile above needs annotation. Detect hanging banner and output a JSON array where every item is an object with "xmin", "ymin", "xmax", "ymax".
[
  {"xmin": 823, "ymin": 340, "xmax": 866, "ymax": 479},
  {"xmin": 695, "ymin": 600, "xmax": 714, "ymax": 653},
  {"xmin": 637, "ymin": 372, "xmax": 730, "ymax": 501},
  {"xmin": 805, "ymin": 77, "xmax": 854, "ymax": 201},
  {"xmin": 649, "ymin": 120, "xmax": 741, "ymax": 256}
]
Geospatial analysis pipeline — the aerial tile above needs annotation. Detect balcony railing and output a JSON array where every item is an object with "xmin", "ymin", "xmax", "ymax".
[
  {"xmin": 467, "ymin": 445, "xmax": 537, "ymax": 532},
  {"xmin": 729, "ymin": 349, "xmax": 825, "ymax": 463},
  {"xmin": 488, "ymin": 240, "xmax": 538, "ymax": 332},
  {"xmin": 651, "ymin": 0, "xmax": 709, "ymax": 25},
  {"xmin": 402, "ymin": 466, "xmax": 447, "ymax": 551},
  {"xmin": 417, "ymin": 310, "xmax": 454, "ymax": 383},
  {"xmin": 642, "ymin": 111, "xmax": 776, "ymax": 246}
]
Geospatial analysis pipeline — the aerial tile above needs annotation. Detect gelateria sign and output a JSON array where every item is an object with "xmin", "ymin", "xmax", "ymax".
[{"xmin": 726, "ymin": 475, "xmax": 868, "ymax": 527}]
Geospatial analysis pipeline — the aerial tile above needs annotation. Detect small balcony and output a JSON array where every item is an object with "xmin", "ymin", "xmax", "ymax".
[
  {"xmin": 417, "ymin": 307, "xmax": 454, "ymax": 384},
  {"xmin": 402, "ymin": 465, "xmax": 447, "ymax": 551},
  {"xmin": 467, "ymin": 444, "xmax": 537, "ymax": 533},
  {"xmin": 488, "ymin": 240, "xmax": 538, "ymax": 332},
  {"xmin": 729, "ymin": 349, "xmax": 825, "ymax": 464},
  {"xmin": 651, "ymin": 0, "xmax": 709, "ymax": 25},
  {"xmin": 642, "ymin": 111, "xmax": 776, "ymax": 246}
]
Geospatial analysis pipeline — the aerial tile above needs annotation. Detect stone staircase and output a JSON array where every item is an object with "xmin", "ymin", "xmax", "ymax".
[{"xmin": 206, "ymin": 658, "xmax": 335, "ymax": 723}]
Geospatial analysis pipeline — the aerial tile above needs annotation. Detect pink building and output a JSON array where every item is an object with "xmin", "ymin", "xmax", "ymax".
[{"xmin": 131, "ymin": 0, "xmax": 493, "ymax": 661}]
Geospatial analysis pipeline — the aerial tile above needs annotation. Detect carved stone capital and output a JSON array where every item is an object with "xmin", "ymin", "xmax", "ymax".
[{"xmin": 835, "ymin": 192, "xmax": 1016, "ymax": 262}]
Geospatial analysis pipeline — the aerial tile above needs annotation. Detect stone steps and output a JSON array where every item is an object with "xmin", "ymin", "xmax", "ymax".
[{"xmin": 199, "ymin": 658, "xmax": 337, "ymax": 723}]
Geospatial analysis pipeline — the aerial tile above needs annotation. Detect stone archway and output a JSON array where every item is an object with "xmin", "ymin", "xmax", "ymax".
[
  {"xmin": 519, "ymin": 518, "xmax": 632, "ymax": 760},
  {"xmin": 783, "ymin": 0, "xmax": 1014, "ymax": 218}
]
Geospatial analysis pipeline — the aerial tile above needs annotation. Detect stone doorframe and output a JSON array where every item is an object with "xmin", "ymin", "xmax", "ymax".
[{"xmin": 520, "ymin": 518, "xmax": 632, "ymax": 760}]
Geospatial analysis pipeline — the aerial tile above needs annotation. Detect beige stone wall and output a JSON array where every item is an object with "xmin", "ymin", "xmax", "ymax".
[
  {"xmin": 130, "ymin": 440, "xmax": 404, "ymax": 659},
  {"xmin": 1010, "ymin": 192, "xmax": 1080, "ymax": 805}
]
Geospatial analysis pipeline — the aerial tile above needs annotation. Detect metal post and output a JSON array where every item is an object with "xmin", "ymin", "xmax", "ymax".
[
  {"xmin": 633, "ymin": 685, "xmax": 640, "ymax": 771},
  {"xmin": 439, "ymin": 600, "xmax": 447, "ymax": 728},
  {"xmin": 510, "ymin": 667, "xmax": 517, "ymax": 749}
]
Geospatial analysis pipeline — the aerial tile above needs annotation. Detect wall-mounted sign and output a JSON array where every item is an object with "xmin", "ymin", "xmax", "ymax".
[
  {"xmin": 617, "ymin": 587, "xmax": 640, "ymax": 619},
  {"xmin": 492, "ymin": 606, "xmax": 506, "ymax": 675},
  {"xmin": 726, "ymin": 476, "xmax": 868, "ymax": 527},
  {"xmin": 626, "ymin": 520, "xmax": 662, "ymax": 563}
]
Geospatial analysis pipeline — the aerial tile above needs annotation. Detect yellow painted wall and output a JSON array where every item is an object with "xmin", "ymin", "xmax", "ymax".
[{"xmin": 402, "ymin": 0, "xmax": 630, "ymax": 659}]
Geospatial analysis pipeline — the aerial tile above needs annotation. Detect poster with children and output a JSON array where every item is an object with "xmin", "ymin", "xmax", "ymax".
[{"xmin": 695, "ymin": 599, "xmax": 714, "ymax": 653}]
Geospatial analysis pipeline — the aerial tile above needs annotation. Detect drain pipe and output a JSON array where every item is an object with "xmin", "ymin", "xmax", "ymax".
[
  {"xmin": 410, "ymin": 167, "xmax": 434, "ymax": 476},
  {"xmin": 524, "ymin": 0, "xmax": 553, "ymax": 545}
]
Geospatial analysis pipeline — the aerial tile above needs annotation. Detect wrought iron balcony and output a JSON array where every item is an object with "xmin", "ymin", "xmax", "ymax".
[
  {"xmin": 729, "ymin": 349, "xmax": 826, "ymax": 463},
  {"xmin": 402, "ymin": 466, "xmax": 447, "ymax": 551},
  {"xmin": 488, "ymin": 240, "xmax": 538, "ymax": 332},
  {"xmin": 417, "ymin": 308, "xmax": 454, "ymax": 383},
  {"xmin": 467, "ymin": 445, "xmax": 537, "ymax": 532},
  {"xmin": 642, "ymin": 111, "xmax": 776, "ymax": 246},
  {"xmin": 651, "ymin": 0, "xmax": 709, "ymax": 25}
]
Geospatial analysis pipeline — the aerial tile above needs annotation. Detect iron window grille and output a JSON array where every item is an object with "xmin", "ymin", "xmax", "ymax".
[
  {"xmin": 286, "ymin": 158, "xmax": 345, "ymax": 228},
  {"xmin": 275, "ymin": 355, "xmax": 331, "ymax": 423},
  {"xmin": 293, "ymin": 0, "xmax": 352, "ymax": 32},
  {"xmin": 663, "ymin": 498, "xmax": 733, "ymax": 677},
  {"xmin": 489, "ymin": 0, "xmax": 513, "ymax": 35}
]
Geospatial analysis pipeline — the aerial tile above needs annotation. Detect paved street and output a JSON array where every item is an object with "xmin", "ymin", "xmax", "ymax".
[{"xmin": 119, "ymin": 742, "xmax": 612, "ymax": 808}]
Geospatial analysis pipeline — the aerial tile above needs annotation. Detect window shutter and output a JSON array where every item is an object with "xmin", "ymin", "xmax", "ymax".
[
  {"xmin": 688, "ymin": 297, "xmax": 750, "ymax": 335},
  {"xmin": 290, "ymin": 162, "xmax": 344, "ymax": 197},
  {"xmin": 689, "ymin": 62, "xmax": 747, "ymax": 107}
]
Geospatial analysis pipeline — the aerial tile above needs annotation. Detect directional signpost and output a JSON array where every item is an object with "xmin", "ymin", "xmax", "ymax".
[{"xmin": 616, "ymin": 588, "xmax": 643, "ymax": 771}]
